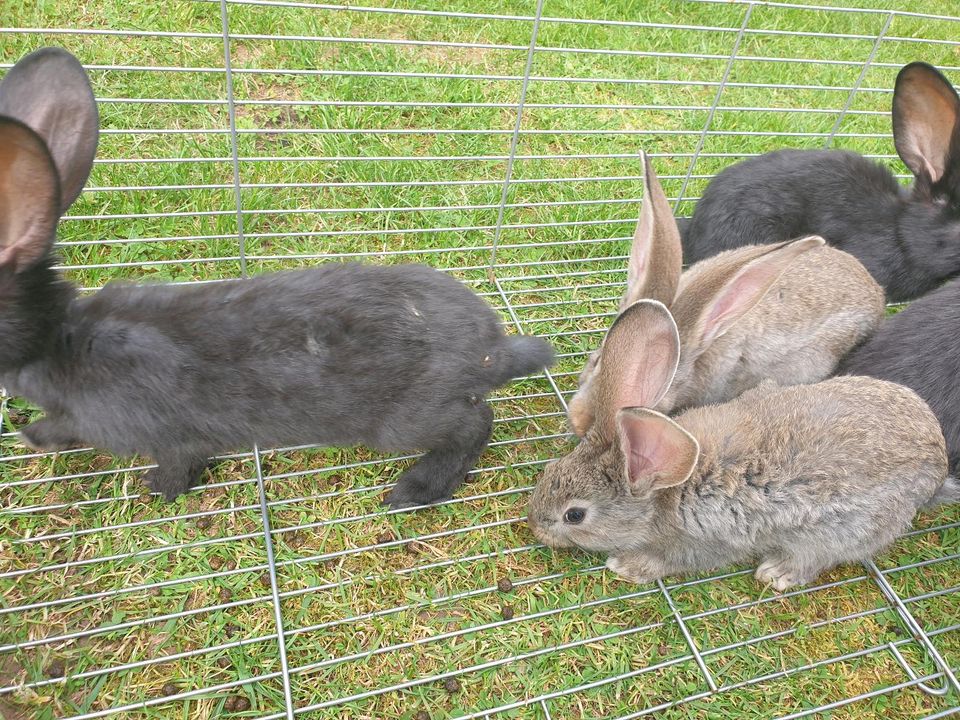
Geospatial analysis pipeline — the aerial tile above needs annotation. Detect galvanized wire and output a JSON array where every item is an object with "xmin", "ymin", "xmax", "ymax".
[{"xmin": 1, "ymin": 1, "xmax": 959, "ymax": 719}]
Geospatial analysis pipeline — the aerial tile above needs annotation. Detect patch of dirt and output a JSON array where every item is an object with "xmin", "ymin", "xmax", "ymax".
[
  {"xmin": 376, "ymin": 24, "xmax": 497, "ymax": 69},
  {"xmin": 230, "ymin": 42, "xmax": 264, "ymax": 67},
  {"xmin": 258, "ymin": 105, "xmax": 306, "ymax": 131},
  {"xmin": 236, "ymin": 76, "xmax": 309, "ymax": 134},
  {"xmin": 415, "ymin": 605, "xmax": 469, "ymax": 627},
  {"xmin": 0, "ymin": 656, "xmax": 30, "ymax": 720}
]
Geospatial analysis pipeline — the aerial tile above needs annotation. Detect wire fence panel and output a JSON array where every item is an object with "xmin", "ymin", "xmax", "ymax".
[{"xmin": 1, "ymin": 1, "xmax": 958, "ymax": 718}]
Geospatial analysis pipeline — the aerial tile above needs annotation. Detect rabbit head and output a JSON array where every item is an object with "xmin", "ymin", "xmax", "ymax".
[
  {"xmin": 530, "ymin": 300, "xmax": 698, "ymax": 552},
  {"xmin": 531, "ymin": 300, "xmax": 949, "ymax": 590},
  {"xmin": 568, "ymin": 151, "xmax": 831, "ymax": 436},
  {"xmin": 0, "ymin": 47, "xmax": 98, "ymax": 370}
]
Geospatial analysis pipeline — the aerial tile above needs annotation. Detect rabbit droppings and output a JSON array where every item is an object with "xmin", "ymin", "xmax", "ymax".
[
  {"xmin": 529, "ymin": 300, "xmax": 951, "ymax": 592},
  {"xmin": 0, "ymin": 47, "xmax": 554, "ymax": 506}
]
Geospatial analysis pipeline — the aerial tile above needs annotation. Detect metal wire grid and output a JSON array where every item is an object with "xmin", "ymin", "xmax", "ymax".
[{"xmin": 1, "ymin": 0, "xmax": 959, "ymax": 717}]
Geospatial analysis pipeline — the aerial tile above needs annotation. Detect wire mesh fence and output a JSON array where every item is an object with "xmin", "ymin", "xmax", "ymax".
[{"xmin": 1, "ymin": 0, "xmax": 958, "ymax": 718}]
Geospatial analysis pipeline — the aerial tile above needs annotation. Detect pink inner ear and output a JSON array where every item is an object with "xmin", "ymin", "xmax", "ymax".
[
  {"xmin": 626, "ymin": 213, "xmax": 652, "ymax": 301},
  {"xmin": 897, "ymin": 88, "xmax": 955, "ymax": 181},
  {"xmin": 894, "ymin": 66, "xmax": 959, "ymax": 183},
  {"xmin": 700, "ymin": 271, "xmax": 764, "ymax": 344},
  {"xmin": 621, "ymin": 415, "xmax": 673, "ymax": 487},
  {"xmin": 613, "ymin": 329, "xmax": 677, "ymax": 411},
  {"xmin": 699, "ymin": 238, "xmax": 822, "ymax": 346},
  {"xmin": 625, "ymin": 153, "xmax": 656, "ymax": 304},
  {"xmin": 618, "ymin": 409, "xmax": 698, "ymax": 493},
  {"xmin": 625, "ymin": 435, "xmax": 659, "ymax": 482},
  {"xmin": 0, "ymin": 122, "xmax": 60, "ymax": 271}
]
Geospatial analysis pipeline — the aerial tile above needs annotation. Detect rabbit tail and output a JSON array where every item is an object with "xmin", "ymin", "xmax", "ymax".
[
  {"xmin": 924, "ymin": 476, "xmax": 960, "ymax": 508},
  {"xmin": 490, "ymin": 335, "xmax": 555, "ymax": 386}
]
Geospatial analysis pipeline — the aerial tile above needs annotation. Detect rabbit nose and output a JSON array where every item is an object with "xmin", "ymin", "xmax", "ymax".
[{"xmin": 532, "ymin": 514, "xmax": 556, "ymax": 528}]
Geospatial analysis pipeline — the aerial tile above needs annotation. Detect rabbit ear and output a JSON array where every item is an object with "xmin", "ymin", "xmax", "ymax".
[
  {"xmin": 0, "ymin": 118, "xmax": 61, "ymax": 272},
  {"xmin": 616, "ymin": 407, "xmax": 699, "ymax": 494},
  {"xmin": 621, "ymin": 150, "xmax": 683, "ymax": 310},
  {"xmin": 567, "ymin": 351, "xmax": 601, "ymax": 438},
  {"xmin": 893, "ymin": 62, "xmax": 960, "ymax": 186},
  {"xmin": 678, "ymin": 236, "xmax": 825, "ymax": 349},
  {"xmin": 0, "ymin": 47, "xmax": 98, "ymax": 212},
  {"xmin": 592, "ymin": 299, "xmax": 680, "ymax": 440}
]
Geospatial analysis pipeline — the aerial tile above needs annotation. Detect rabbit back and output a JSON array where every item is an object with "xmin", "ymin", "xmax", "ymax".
[
  {"xmin": 838, "ymin": 278, "xmax": 960, "ymax": 476},
  {"xmin": 665, "ymin": 243, "xmax": 884, "ymax": 411},
  {"xmin": 669, "ymin": 376, "xmax": 946, "ymax": 569},
  {"xmin": 7, "ymin": 263, "xmax": 543, "ymax": 458},
  {"xmin": 683, "ymin": 149, "xmax": 909, "ymax": 270}
]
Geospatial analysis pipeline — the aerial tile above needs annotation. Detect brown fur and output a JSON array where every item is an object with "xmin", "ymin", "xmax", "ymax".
[
  {"xmin": 568, "ymin": 152, "xmax": 884, "ymax": 436},
  {"xmin": 531, "ymin": 301, "xmax": 948, "ymax": 591}
]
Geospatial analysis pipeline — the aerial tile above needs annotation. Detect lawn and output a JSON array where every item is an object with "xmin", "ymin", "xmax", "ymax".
[{"xmin": 1, "ymin": 1, "xmax": 959, "ymax": 718}]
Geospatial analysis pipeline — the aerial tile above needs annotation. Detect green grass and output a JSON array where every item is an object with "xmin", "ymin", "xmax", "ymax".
[{"xmin": 2, "ymin": 0, "xmax": 960, "ymax": 718}]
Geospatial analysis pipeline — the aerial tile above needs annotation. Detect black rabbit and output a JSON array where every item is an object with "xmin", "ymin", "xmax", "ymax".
[
  {"xmin": 0, "ymin": 47, "xmax": 554, "ymax": 506},
  {"xmin": 681, "ymin": 61, "xmax": 960, "ymax": 302},
  {"xmin": 837, "ymin": 277, "xmax": 960, "ymax": 492}
]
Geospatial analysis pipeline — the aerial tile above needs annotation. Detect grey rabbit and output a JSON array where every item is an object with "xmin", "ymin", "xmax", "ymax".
[
  {"xmin": 0, "ymin": 47, "xmax": 554, "ymax": 506},
  {"xmin": 681, "ymin": 61, "xmax": 960, "ymax": 302},
  {"xmin": 529, "ymin": 299, "xmax": 953, "ymax": 591},
  {"xmin": 567, "ymin": 151, "xmax": 883, "ymax": 437},
  {"xmin": 838, "ymin": 276, "xmax": 960, "ymax": 493}
]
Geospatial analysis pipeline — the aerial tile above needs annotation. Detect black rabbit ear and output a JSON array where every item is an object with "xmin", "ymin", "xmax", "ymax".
[
  {"xmin": 893, "ymin": 62, "xmax": 960, "ymax": 185},
  {"xmin": 0, "ymin": 47, "xmax": 98, "ymax": 212},
  {"xmin": 0, "ymin": 118, "xmax": 60, "ymax": 272}
]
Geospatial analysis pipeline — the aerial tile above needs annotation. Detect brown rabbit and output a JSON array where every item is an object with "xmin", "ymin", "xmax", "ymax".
[
  {"xmin": 530, "ymin": 300, "xmax": 951, "ymax": 591},
  {"xmin": 568, "ymin": 152, "xmax": 884, "ymax": 436}
]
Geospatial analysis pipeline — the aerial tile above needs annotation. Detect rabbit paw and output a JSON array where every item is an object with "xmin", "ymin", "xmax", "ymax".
[
  {"xmin": 383, "ymin": 481, "xmax": 451, "ymax": 510},
  {"xmin": 19, "ymin": 418, "xmax": 81, "ymax": 451},
  {"xmin": 143, "ymin": 456, "xmax": 208, "ymax": 502},
  {"xmin": 605, "ymin": 555, "xmax": 663, "ymax": 585},
  {"xmin": 143, "ymin": 468, "xmax": 192, "ymax": 502},
  {"xmin": 755, "ymin": 557, "xmax": 814, "ymax": 592}
]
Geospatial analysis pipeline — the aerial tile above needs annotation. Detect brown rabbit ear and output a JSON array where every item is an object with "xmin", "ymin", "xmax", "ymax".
[
  {"xmin": 680, "ymin": 236, "xmax": 825, "ymax": 348},
  {"xmin": 621, "ymin": 150, "xmax": 682, "ymax": 310},
  {"xmin": 0, "ymin": 118, "xmax": 60, "ymax": 272},
  {"xmin": 616, "ymin": 407, "xmax": 699, "ymax": 494},
  {"xmin": 567, "ymin": 351, "xmax": 601, "ymax": 438},
  {"xmin": 0, "ymin": 47, "xmax": 98, "ymax": 212},
  {"xmin": 592, "ymin": 299, "xmax": 680, "ymax": 440},
  {"xmin": 893, "ymin": 62, "xmax": 960, "ymax": 185}
]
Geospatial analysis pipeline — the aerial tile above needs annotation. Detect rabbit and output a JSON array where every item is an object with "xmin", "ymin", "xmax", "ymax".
[
  {"xmin": 0, "ymin": 47, "xmax": 555, "ymax": 506},
  {"xmin": 528, "ymin": 299, "xmax": 952, "ymax": 591},
  {"xmin": 567, "ymin": 151, "xmax": 884, "ymax": 437},
  {"xmin": 680, "ymin": 61, "xmax": 960, "ymax": 303},
  {"xmin": 837, "ymin": 276, "xmax": 960, "ymax": 491}
]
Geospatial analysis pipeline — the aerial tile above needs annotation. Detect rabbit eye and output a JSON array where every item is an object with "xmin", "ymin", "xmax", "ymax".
[{"xmin": 564, "ymin": 507, "xmax": 586, "ymax": 524}]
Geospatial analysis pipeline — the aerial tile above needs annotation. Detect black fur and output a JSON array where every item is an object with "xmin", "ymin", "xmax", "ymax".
[
  {"xmin": 5, "ymin": 260, "xmax": 554, "ymax": 505},
  {"xmin": 837, "ymin": 278, "xmax": 960, "ymax": 475},
  {"xmin": 681, "ymin": 149, "xmax": 960, "ymax": 302},
  {"xmin": 0, "ymin": 47, "xmax": 555, "ymax": 507},
  {"xmin": 0, "ymin": 258, "xmax": 73, "ymax": 369}
]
